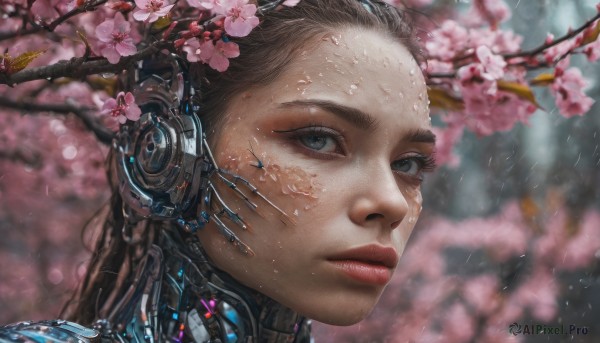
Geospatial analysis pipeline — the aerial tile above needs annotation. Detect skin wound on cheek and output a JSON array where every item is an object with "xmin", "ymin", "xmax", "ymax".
[{"xmin": 220, "ymin": 149, "xmax": 323, "ymax": 217}]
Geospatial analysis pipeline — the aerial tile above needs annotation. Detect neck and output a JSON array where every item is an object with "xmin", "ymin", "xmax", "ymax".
[{"xmin": 156, "ymin": 227, "xmax": 312, "ymax": 343}]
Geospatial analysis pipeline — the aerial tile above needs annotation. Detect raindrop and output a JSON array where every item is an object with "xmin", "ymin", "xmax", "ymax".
[
  {"xmin": 47, "ymin": 268, "xmax": 64, "ymax": 285},
  {"xmin": 409, "ymin": 69, "xmax": 416, "ymax": 76},
  {"xmin": 579, "ymin": 278, "xmax": 592, "ymax": 288},
  {"xmin": 62, "ymin": 145, "xmax": 78, "ymax": 160}
]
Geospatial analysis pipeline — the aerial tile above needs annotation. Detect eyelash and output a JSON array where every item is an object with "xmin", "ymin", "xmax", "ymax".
[
  {"xmin": 273, "ymin": 123, "xmax": 346, "ymax": 157},
  {"xmin": 273, "ymin": 124, "xmax": 437, "ymax": 179}
]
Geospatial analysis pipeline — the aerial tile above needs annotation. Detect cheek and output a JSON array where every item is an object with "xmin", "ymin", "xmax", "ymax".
[{"xmin": 218, "ymin": 145, "xmax": 325, "ymax": 218}]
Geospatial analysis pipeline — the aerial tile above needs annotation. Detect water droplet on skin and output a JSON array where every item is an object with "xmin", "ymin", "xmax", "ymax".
[
  {"xmin": 409, "ymin": 69, "xmax": 415, "ymax": 76},
  {"xmin": 413, "ymin": 104, "xmax": 418, "ymax": 111},
  {"xmin": 293, "ymin": 209, "xmax": 299, "ymax": 216},
  {"xmin": 331, "ymin": 35, "xmax": 340, "ymax": 45},
  {"xmin": 408, "ymin": 217, "xmax": 415, "ymax": 224},
  {"xmin": 318, "ymin": 72, "xmax": 323, "ymax": 77},
  {"xmin": 274, "ymin": 269, "xmax": 279, "ymax": 273}
]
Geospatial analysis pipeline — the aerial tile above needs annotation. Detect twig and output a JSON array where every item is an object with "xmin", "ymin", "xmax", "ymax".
[
  {"xmin": 0, "ymin": 96, "xmax": 114, "ymax": 144},
  {"xmin": 0, "ymin": 0, "xmax": 108, "ymax": 41},
  {"xmin": 504, "ymin": 12, "xmax": 600, "ymax": 59},
  {"xmin": 1, "ymin": 41, "xmax": 171, "ymax": 86}
]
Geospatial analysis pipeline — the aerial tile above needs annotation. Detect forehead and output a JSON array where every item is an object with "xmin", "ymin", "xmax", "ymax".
[{"xmin": 258, "ymin": 26, "xmax": 431, "ymax": 130}]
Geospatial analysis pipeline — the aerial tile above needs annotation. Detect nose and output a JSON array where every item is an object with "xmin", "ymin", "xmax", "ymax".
[{"xmin": 348, "ymin": 167, "xmax": 409, "ymax": 230}]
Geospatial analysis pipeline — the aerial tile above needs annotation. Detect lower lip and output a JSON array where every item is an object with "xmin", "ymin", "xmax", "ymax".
[{"xmin": 328, "ymin": 260, "xmax": 392, "ymax": 285}]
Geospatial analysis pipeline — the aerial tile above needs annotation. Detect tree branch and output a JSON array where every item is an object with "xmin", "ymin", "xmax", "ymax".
[
  {"xmin": 504, "ymin": 12, "xmax": 600, "ymax": 60},
  {"xmin": 0, "ymin": 96, "xmax": 115, "ymax": 144},
  {"xmin": 1, "ymin": 40, "xmax": 171, "ymax": 86},
  {"xmin": 0, "ymin": 0, "xmax": 108, "ymax": 42}
]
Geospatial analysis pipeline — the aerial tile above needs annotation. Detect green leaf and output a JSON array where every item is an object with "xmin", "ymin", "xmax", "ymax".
[
  {"xmin": 497, "ymin": 80, "xmax": 541, "ymax": 108},
  {"xmin": 530, "ymin": 73, "xmax": 555, "ymax": 86},
  {"xmin": 427, "ymin": 88, "xmax": 464, "ymax": 111},
  {"xmin": 6, "ymin": 50, "xmax": 47, "ymax": 74}
]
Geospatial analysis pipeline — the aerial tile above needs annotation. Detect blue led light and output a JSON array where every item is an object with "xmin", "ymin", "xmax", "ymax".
[
  {"xmin": 172, "ymin": 312, "xmax": 179, "ymax": 320},
  {"xmin": 226, "ymin": 332, "xmax": 237, "ymax": 342},
  {"xmin": 129, "ymin": 156, "xmax": 135, "ymax": 163}
]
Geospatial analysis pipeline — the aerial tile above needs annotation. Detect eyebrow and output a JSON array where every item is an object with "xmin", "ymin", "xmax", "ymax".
[
  {"xmin": 278, "ymin": 99, "xmax": 378, "ymax": 131},
  {"xmin": 404, "ymin": 128, "xmax": 437, "ymax": 144},
  {"xmin": 277, "ymin": 99, "xmax": 436, "ymax": 144}
]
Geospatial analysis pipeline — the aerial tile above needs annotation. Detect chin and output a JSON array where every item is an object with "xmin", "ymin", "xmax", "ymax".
[
  {"xmin": 280, "ymin": 289, "xmax": 384, "ymax": 326},
  {"xmin": 305, "ymin": 305, "xmax": 375, "ymax": 326}
]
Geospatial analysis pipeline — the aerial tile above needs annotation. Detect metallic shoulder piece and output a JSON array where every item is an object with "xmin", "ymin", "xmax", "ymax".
[{"xmin": 0, "ymin": 320, "xmax": 102, "ymax": 343}]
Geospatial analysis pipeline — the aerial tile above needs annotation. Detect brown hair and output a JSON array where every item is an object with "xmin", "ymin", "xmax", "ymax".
[{"xmin": 62, "ymin": 0, "xmax": 418, "ymax": 323}]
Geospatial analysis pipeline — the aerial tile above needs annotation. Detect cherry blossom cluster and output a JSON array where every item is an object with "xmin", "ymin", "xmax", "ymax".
[
  {"xmin": 1, "ymin": 0, "xmax": 599, "ymax": 146},
  {"xmin": 419, "ymin": 0, "xmax": 600, "ymax": 165},
  {"xmin": 0, "ymin": 0, "xmax": 298, "ymax": 126}
]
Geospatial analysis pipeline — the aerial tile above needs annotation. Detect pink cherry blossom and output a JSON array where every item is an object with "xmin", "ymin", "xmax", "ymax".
[
  {"xmin": 133, "ymin": 0, "xmax": 174, "ymax": 23},
  {"xmin": 470, "ymin": 0, "xmax": 511, "ymax": 27},
  {"xmin": 475, "ymin": 45, "xmax": 506, "ymax": 80},
  {"xmin": 95, "ymin": 13, "xmax": 137, "ymax": 64},
  {"xmin": 584, "ymin": 37, "xmax": 600, "ymax": 62},
  {"xmin": 30, "ymin": 0, "xmax": 74, "ymax": 20},
  {"xmin": 469, "ymin": 27, "xmax": 523, "ymax": 54},
  {"xmin": 463, "ymin": 274, "xmax": 500, "ymax": 315},
  {"xmin": 101, "ymin": 92, "xmax": 142, "ymax": 124},
  {"xmin": 543, "ymin": 33, "xmax": 576, "ymax": 63},
  {"xmin": 218, "ymin": 0, "xmax": 259, "ymax": 37},
  {"xmin": 201, "ymin": 39, "xmax": 240, "ymax": 72},
  {"xmin": 425, "ymin": 20, "xmax": 469, "ymax": 60},
  {"xmin": 183, "ymin": 37, "xmax": 216, "ymax": 64},
  {"xmin": 187, "ymin": 0, "xmax": 216, "ymax": 11},
  {"xmin": 431, "ymin": 125, "xmax": 463, "ymax": 167},
  {"xmin": 551, "ymin": 65, "xmax": 595, "ymax": 118}
]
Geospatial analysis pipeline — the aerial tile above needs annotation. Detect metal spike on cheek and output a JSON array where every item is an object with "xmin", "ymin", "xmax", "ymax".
[
  {"xmin": 214, "ymin": 172, "xmax": 258, "ymax": 209},
  {"xmin": 217, "ymin": 168, "xmax": 295, "ymax": 225},
  {"xmin": 209, "ymin": 184, "xmax": 250, "ymax": 231},
  {"xmin": 203, "ymin": 138, "xmax": 294, "ymax": 226},
  {"xmin": 212, "ymin": 214, "xmax": 255, "ymax": 257}
]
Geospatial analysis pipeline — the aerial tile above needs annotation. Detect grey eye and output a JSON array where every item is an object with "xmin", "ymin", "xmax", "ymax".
[{"xmin": 299, "ymin": 135, "xmax": 336, "ymax": 152}]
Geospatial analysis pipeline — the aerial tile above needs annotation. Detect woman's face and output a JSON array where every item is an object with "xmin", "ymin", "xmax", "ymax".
[{"xmin": 197, "ymin": 26, "xmax": 435, "ymax": 325}]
